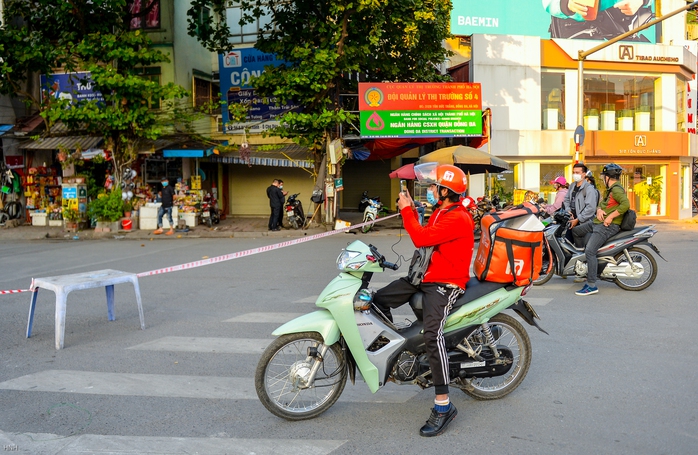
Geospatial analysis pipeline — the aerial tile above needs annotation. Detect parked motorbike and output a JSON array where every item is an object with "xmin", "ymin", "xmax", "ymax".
[
  {"xmin": 533, "ymin": 210, "xmax": 665, "ymax": 290},
  {"xmin": 200, "ymin": 192, "xmax": 220, "ymax": 228},
  {"xmin": 255, "ymin": 241, "xmax": 546, "ymax": 421},
  {"xmin": 361, "ymin": 197, "xmax": 384, "ymax": 233},
  {"xmin": 284, "ymin": 193, "xmax": 305, "ymax": 230}
]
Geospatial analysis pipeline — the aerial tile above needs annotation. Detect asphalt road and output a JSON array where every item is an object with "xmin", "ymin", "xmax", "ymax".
[{"xmin": 0, "ymin": 224, "xmax": 697, "ymax": 454}]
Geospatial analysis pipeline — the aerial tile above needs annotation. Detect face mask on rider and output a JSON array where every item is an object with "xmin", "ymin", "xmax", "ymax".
[
  {"xmin": 426, "ymin": 189, "xmax": 438, "ymax": 206},
  {"xmin": 572, "ymin": 174, "xmax": 583, "ymax": 183},
  {"xmin": 162, "ymin": 181, "xmax": 168, "ymax": 187}
]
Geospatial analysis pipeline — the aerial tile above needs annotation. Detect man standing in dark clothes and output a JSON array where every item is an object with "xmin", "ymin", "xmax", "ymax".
[
  {"xmin": 267, "ymin": 179, "xmax": 286, "ymax": 231},
  {"xmin": 276, "ymin": 179, "xmax": 287, "ymax": 228},
  {"xmin": 153, "ymin": 177, "xmax": 175, "ymax": 235}
]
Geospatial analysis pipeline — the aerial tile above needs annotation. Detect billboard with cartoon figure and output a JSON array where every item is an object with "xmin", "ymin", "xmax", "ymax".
[{"xmin": 451, "ymin": 0, "xmax": 657, "ymax": 43}]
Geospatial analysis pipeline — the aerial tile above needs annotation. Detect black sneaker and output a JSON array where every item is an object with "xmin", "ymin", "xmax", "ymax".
[{"xmin": 419, "ymin": 404, "xmax": 457, "ymax": 437}]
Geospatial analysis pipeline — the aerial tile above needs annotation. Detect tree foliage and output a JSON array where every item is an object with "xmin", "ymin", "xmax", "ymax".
[
  {"xmin": 0, "ymin": 0, "xmax": 188, "ymax": 184},
  {"xmin": 187, "ymin": 0, "xmax": 452, "ymax": 158}
]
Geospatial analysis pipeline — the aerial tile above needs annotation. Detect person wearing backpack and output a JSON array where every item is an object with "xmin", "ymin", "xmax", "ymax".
[
  {"xmin": 563, "ymin": 163, "xmax": 599, "ymax": 248},
  {"xmin": 574, "ymin": 163, "xmax": 630, "ymax": 296}
]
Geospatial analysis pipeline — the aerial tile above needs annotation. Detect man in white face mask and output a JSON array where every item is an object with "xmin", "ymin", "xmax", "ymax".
[{"xmin": 563, "ymin": 163, "xmax": 598, "ymax": 249}]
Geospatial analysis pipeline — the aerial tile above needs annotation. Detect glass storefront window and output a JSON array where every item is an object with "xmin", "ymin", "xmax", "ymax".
[
  {"xmin": 541, "ymin": 73, "xmax": 565, "ymax": 130},
  {"xmin": 582, "ymin": 74, "xmax": 658, "ymax": 132},
  {"xmin": 588, "ymin": 164, "xmax": 665, "ymax": 216},
  {"xmin": 681, "ymin": 164, "xmax": 690, "ymax": 210},
  {"xmin": 540, "ymin": 164, "xmax": 568, "ymax": 204}
]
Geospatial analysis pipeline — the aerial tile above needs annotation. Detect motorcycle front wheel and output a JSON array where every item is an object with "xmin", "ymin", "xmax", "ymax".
[
  {"xmin": 612, "ymin": 247, "xmax": 658, "ymax": 291},
  {"xmin": 255, "ymin": 332, "xmax": 347, "ymax": 421},
  {"xmin": 361, "ymin": 213, "xmax": 375, "ymax": 233},
  {"xmin": 460, "ymin": 313, "xmax": 532, "ymax": 400}
]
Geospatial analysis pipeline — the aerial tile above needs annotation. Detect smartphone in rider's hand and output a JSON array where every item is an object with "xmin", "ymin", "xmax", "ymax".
[{"xmin": 400, "ymin": 179, "xmax": 408, "ymax": 194}]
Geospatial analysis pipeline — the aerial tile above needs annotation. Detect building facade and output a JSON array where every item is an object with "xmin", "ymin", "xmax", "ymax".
[{"xmin": 454, "ymin": 0, "xmax": 697, "ymax": 220}]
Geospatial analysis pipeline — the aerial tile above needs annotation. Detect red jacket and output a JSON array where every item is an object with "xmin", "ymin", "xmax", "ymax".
[{"xmin": 401, "ymin": 203, "xmax": 474, "ymax": 289}]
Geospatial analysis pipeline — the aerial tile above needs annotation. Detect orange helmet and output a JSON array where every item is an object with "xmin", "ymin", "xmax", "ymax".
[{"xmin": 436, "ymin": 164, "xmax": 467, "ymax": 194}]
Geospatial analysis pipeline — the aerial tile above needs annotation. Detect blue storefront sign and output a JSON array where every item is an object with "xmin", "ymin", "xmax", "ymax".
[
  {"xmin": 218, "ymin": 48, "xmax": 300, "ymax": 134},
  {"xmin": 40, "ymin": 72, "xmax": 105, "ymax": 105}
]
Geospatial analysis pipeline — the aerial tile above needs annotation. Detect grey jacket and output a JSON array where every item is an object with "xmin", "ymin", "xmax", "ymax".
[{"xmin": 563, "ymin": 180, "xmax": 598, "ymax": 224}]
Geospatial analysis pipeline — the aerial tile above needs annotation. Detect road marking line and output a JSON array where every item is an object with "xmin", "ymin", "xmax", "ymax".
[
  {"xmin": 0, "ymin": 370, "xmax": 419, "ymax": 403},
  {"xmin": 0, "ymin": 430, "xmax": 347, "ymax": 455},
  {"xmin": 224, "ymin": 312, "xmax": 305, "ymax": 323},
  {"xmin": 127, "ymin": 337, "xmax": 270, "ymax": 354}
]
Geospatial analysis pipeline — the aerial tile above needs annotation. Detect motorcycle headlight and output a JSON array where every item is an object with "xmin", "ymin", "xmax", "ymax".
[{"xmin": 337, "ymin": 250, "xmax": 361, "ymax": 271}]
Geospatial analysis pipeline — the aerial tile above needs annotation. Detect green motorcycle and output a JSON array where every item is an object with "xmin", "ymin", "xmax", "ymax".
[{"xmin": 255, "ymin": 240, "xmax": 547, "ymax": 420}]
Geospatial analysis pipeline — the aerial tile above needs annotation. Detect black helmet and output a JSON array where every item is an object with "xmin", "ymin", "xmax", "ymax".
[{"xmin": 601, "ymin": 163, "xmax": 623, "ymax": 179}]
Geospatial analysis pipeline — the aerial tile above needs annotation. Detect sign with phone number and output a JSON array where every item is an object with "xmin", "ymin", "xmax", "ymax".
[{"xmin": 360, "ymin": 110, "xmax": 482, "ymax": 138}]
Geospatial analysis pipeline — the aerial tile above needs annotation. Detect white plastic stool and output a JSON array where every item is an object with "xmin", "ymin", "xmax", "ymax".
[{"xmin": 26, "ymin": 269, "xmax": 145, "ymax": 349}]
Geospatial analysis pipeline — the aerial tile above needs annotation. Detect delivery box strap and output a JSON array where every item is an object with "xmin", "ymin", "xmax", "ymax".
[
  {"xmin": 504, "ymin": 238, "xmax": 540, "ymax": 286},
  {"xmin": 485, "ymin": 204, "xmax": 537, "ymax": 223},
  {"xmin": 482, "ymin": 237, "xmax": 542, "ymax": 285}
]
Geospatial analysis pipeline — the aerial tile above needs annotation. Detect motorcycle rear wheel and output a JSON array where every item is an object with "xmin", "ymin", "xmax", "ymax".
[
  {"xmin": 290, "ymin": 216, "xmax": 301, "ymax": 230},
  {"xmin": 612, "ymin": 247, "xmax": 657, "ymax": 291},
  {"xmin": 255, "ymin": 332, "xmax": 347, "ymax": 421},
  {"xmin": 460, "ymin": 313, "xmax": 531, "ymax": 400},
  {"xmin": 361, "ymin": 214, "xmax": 375, "ymax": 233}
]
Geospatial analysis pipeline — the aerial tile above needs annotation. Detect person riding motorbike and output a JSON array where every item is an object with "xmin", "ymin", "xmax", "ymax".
[
  {"xmin": 564, "ymin": 163, "xmax": 598, "ymax": 248},
  {"xmin": 373, "ymin": 163, "xmax": 474, "ymax": 437},
  {"xmin": 544, "ymin": 176, "xmax": 569, "ymax": 216},
  {"xmin": 573, "ymin": 163, "xmax": 630, "ymax": 296}
]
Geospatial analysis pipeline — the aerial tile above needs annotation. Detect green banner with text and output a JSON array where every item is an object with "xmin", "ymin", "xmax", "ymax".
[{"xmin": 359, "ymin": 82, "xmax": 483, "ymax": 138}]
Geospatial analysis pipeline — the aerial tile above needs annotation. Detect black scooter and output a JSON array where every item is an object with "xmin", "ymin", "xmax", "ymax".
[{"xmin": 284, "ymin": 193, "xmax": 305, "ymax": 229}]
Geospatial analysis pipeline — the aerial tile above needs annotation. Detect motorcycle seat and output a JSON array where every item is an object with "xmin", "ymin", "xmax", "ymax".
[
  {"xmin": 606, "ymin": 225, "xmax": 652, "ymax": 243},
  {"xmin": 408, "ymin": 277, "xmax": 509, "ymax": 319}
]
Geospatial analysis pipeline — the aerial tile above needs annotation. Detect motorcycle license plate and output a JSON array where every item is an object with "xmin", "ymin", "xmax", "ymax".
[
  {"xmin": 286, "ymin": 210, "xmax": 294, "ymax": 217},
  {"xmin": 202, "ymin": 211, "xmax": 210, "ymax": 217}
]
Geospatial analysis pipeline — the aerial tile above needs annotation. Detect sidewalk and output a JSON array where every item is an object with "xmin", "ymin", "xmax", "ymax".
[
  {"xmin": 0, "ymin": 210, "xmax": 407, "ymax": 241},
  {"xmin": 1, "ymin": 210, "xmax": 696, "ymax": 241}
]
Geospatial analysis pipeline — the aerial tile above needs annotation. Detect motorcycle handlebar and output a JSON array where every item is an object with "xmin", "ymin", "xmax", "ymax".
[
  {"xmin": 382, "ymin": 261, "xmax": 399, "ymax": 271},
  {"xmin": 368, "ymin": 244, "xmax": 399, "ymax": 270}
]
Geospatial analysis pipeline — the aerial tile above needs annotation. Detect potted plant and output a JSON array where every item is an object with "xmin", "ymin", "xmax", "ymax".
[
  {"xmin": 639, "ymin": 176, "xmax": 663, "ymax": 215},
  {"xmin": 123, "ymin": 199, "xmax": 133, "ymax": 218},
  {"xmin": 63, "ymin": 208, "xmax": 81, "ymax": 231},
  {"xmin": 88, "ymin": 190, "xmax": 124, "ymax": 232}
]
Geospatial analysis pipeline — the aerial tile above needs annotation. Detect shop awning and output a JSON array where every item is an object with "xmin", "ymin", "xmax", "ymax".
[
  {"xmin": 0, "ymin": 125, "xmax": 12, "ymax": 136},
  {"xmin": 211, "ymin": 143, "xmax": 313, "ymax": 168},
  {"xmin": 163, "ymin": 141, "xmax": 227, "ymax": 158},
  {"xmin": 20, "ymin": 135, "xmax": 103, "ymax": 150}
]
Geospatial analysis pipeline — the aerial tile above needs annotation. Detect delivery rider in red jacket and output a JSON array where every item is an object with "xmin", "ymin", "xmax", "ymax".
[{"xmin": 373, "ymin": 163, "xmax": 474, "ymax": 437}]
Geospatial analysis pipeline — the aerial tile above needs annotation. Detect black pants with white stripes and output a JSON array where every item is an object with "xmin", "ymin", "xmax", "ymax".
[{"xmin": 373, "ymin": 278, "xmax": 464, "ymax": 395}]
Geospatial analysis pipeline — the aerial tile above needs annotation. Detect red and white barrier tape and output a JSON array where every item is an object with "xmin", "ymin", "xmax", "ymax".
[
  {"xmin": 0, "ymin": 289, "xmax": 30, "ymax": 295},
  {"xmin": 135, "ymin": 213, "xmax": 400, "ymax": 278},
  {"xmin": 0, "ymin": 214, "xmax": 401, "ymax": 295}
]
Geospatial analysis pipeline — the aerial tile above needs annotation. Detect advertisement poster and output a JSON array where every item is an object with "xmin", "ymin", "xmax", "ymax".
[
  {"xmin": 359, "ymin": 82, "xmax": 482, "ymax": 138},
  {"xmin": 218, "ymin": 48, "xmax": 300, "ymax": 134},
  {"xmin": 451, "ymin": 0, "xmax": 657, "ymax": 43},
  {"xmin": 40, "ymin": 72, "xmax": 105, "ymax": 105}
]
